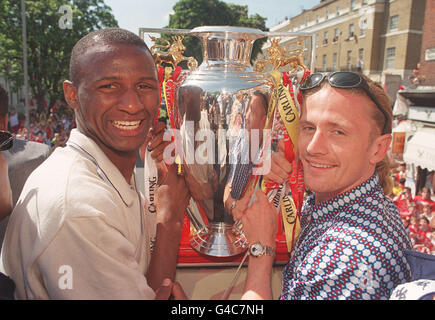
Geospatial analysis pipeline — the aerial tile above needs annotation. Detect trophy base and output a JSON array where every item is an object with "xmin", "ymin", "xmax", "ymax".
[{"xmin": 190, "ymin": 222, "xmax": 248, "ymax": 257}]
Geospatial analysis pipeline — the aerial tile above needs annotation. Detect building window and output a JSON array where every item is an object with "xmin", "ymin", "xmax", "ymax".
[
  {"xmin": 333, "ymin": 28, "xmax": 339, "ymax": 42},
  {"xmin": 349, "ymin": 24, "xmax": 355, "ymax": 38},
  {"xmin": 360, "ymin": 17, "xmax": 367, "ymax": 36},
  {"xmin": 346, "ymin": 50, "xmax": 352, "ymax": 69},
  {"xmin": 385, "ymin": 47, "xmax": 396, "ymax": 69},
  {"xmin": 323, "ymin": 31, "xmax": 328, "ymax": 45},
  {"xmin": 351, "ymin": 0, "xmax": 356, "ymax": 10},
  {"xmin": 362, "ymin": 0, "xmax": 367, "ymax": 5},
  {"xmin": 389, "ymin": 15, "xmax": 399, "ymax": 32},
  {"xmin": 316, "ymin": 14, "xmax": 320, "ymax": 23},
  {"xmin": 358, "ymin": 48, "xmax": 364, "ymax": 71},
  {"xmin": 322, "ymin": 54, "xmax": 327, "ymax": 70},
  {"xmin": 305, "ymin": 16, "xmax": 308, "ymax": 26},
  {"xmin": 358, "ymin": 48, "xmax": 364, "ymax": 60},
  {"xmin": 336, "ymin": 6, "xmax": 340, "ymax": 16},
  {"xmin": 325, "ymin": 10, "xmax": 329, "ymax": 20},
  {"xmin": 332, "ymin": 52, "xmax": 338, "ymax": 70}
]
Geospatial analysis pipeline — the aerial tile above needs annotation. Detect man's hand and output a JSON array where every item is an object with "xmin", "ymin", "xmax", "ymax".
[
  {"xmin": 156, "ymin": 164, "xmax": 191, "ymax": 225},
  {"xmin": 140, "ymin": 121, "xmax": 171, "ymax": 184},
  {"xmin": 223, "ymin": 183, "xmax": 252, "ymax": 221},
  {"xmin": 240, "ymin": 189, "xmax": 277, "ymax": 300},
  {"xmin": 155, "ymin": 278, "xmax": 188, "ymax": 300},
  {"xmin": 241, "ymin": 189, "xmax": 278, "ymax": 248},
  {"xmin": 225, "ymin": 140, "xmax": 292, "ymax": 221},
  {"xmin": 148, "ymin": 122, "xmax": 172, "ymax": 163},
  {"xmin": 264, "ymin": 140, "xmax": 292, "ymax": 184}
]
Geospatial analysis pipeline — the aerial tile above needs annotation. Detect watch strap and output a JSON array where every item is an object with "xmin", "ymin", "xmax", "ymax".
[{"xmin": 249, "ymin": 242, "xmax": 275, "ymax": 257}]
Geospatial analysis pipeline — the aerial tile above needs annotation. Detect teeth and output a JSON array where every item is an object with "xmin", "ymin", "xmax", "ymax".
[
  {"xmin": 309, "ymin": 161, "xmax": 334, "ymax": 168},
  {"xmin": 112, "ymin": 120, "xmax": 141, "ymax": 130}
]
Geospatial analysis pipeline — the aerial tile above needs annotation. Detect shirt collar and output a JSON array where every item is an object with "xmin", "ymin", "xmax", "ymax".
[
  {"xmin": 305, "ymin": 173, "xmax": 382, "ymax": 221},
  {"xmin": 67, "ymin": 128, "xmax": 137, "ymax": 207}
]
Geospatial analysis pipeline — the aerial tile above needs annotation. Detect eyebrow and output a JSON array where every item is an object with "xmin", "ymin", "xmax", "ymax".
[
  {"xmin": 94, "ymin": 76, "xmax": 157, "ymax": 82},
  {"xmin": 300, "ymin": 119, "xmax": 352, "ymax": 130}
]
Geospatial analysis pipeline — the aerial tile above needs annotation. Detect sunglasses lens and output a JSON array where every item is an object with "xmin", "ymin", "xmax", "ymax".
[
  {"xmin": 329, "ymin": 72, "xmax": 361, "ymax": 88},
  {"xmin": 0, "ymin": 130, "xmax": 13, "ymax": 151},
  {"xmin": 300, "ymin": 73, "xmax": 324, "ymax": 90}
]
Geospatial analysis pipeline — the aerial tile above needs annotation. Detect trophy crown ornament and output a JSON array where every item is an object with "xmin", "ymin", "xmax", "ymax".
[{"xmin": 149, "ymin": 35, "xmax": 198, "ymax": 70}]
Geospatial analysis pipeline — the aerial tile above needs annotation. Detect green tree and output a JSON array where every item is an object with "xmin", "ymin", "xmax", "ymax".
[
  {"xmin": 0, "ymin": 0, "xmax": 118, "ymax": 113},
  {"xmin": 165, "ymin": 0, "xmax": 268, "ymax": 67}
]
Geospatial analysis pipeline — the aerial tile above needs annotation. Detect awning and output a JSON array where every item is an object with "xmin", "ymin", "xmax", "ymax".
[{"xmin": 403, "ymin": 128, "xmax": 435, "ymax": 171}]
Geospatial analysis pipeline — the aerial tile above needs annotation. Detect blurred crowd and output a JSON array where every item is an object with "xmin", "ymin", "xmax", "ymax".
[
  {"xmin": 7, "ymin": 101, "xmax": 75, "ymax": 149},
  {"xmin": 390, "ymin": 163, "xmax": 435, "ymax": 254}
]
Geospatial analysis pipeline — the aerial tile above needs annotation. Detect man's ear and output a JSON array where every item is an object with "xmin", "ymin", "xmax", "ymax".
[
  {"xmin": 63, "ymin": 80, "xmax": 79, "ymax": 110},
  {"xmin": 370, "ymin": 134, "xmax": 392, "ymax": 165}
]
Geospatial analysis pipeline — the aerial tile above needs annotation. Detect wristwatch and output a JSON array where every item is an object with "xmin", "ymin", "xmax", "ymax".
[{"xmin": 248, "ymin": 243, "xmax": 275, "ymax": 258}]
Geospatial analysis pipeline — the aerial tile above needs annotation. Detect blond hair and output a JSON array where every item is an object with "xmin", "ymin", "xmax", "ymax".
[{"xmin": 362, "ymin": 75, "xmax": 394, "ymax": 195}]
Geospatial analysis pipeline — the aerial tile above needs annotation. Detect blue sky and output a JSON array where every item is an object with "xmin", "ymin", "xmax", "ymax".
[{"xmin": 104, "ymin": 0, "xmax": 320, "ymax": 45}]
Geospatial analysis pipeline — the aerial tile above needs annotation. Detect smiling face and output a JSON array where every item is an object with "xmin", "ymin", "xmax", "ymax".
[
  {"xmin": 299, "ymin": 85, "xmax": 391, "ymax": 204},
  {"xmin": 64, "ymin": 43, "xmax": 159, "ymax": 160}
]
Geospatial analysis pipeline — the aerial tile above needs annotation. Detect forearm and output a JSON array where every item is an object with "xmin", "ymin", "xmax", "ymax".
[
  {"xmin": 242, "ymin": 255, "xmax": 274, "ymax": 300},
  {"xmin": 146, "ymin": 215, "xmax": 183, "ymax": 291}
]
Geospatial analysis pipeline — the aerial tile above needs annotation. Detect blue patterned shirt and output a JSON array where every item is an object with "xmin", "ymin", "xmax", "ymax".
[{"xmin": 280, "ymin": 173, "xmax": 412, "ymax": 300}]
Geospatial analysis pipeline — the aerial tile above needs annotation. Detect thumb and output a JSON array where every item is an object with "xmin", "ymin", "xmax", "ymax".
[
  {"xmin": 239, "ymin": 177, "xmax": 259, "ymax": 206},
  {"xmin": 171, "ymin": 281, "xmax": 188, "ymax": 300},
  {"xmin": 255, "ymin": 189, "xmax": 269, "ymax": 205},
  {"xmin": 154, "ymin": 278, "xmax": 173, "ymax": 300}
]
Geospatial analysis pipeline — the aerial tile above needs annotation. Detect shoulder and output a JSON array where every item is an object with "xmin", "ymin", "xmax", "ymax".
[
  {"xmin": 19, "ymin": 146, "xmax": 121, "ymax": 221},
  {"xmin": 8, "ymin": 139, "xmax": 50, "ymax": 158},
  {"xmin": 5, "ymin": 140, "xmax": 51, "ymax": 170}
]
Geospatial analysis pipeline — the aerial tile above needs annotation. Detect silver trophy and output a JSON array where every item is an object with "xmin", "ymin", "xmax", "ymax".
[{"xmin": 141, "ymin": 26, "xmax": 314, "ymax": 257}]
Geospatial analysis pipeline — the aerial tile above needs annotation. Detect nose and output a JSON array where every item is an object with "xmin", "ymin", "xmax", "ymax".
[
  {"xmin": 305, "ymin": 129, "xmax": 328, "ymax": 156},
  {"xmin": 118, "ymin": 87, "xmax": 144, "ymax": 115}
]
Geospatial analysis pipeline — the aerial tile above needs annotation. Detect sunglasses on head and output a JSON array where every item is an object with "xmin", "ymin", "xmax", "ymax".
[
  {"xmin": 0, "ymin": 130, "xmax": 13, "ymax": 151},
  {"xmin": 299, "ymin": 71, "xmax": 389, "ymax": 135}
]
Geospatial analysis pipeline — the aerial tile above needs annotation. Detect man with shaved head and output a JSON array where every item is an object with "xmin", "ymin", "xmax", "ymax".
[{"xmin": 0, "ymin": 28, "xmax": 189, "ymax": 300}]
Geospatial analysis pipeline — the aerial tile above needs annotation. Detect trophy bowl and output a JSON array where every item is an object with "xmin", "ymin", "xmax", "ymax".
[
  {"xmin": 175, "ymin": 26, "xmax": 274, "ymax": 257},
  {"xmin": 142, "ymin": 26, "xmax": 314, "ymax": 257}
]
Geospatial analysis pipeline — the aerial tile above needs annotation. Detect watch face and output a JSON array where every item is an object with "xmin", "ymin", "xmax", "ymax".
[{"xmin": 250, "ymin": 243, "xmax": 264, "ymax": 256}]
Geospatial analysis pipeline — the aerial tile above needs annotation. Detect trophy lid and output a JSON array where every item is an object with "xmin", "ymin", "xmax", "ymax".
[{"xmin": 190, "ymin": 26, "xmax": 266, "ymax": 41}]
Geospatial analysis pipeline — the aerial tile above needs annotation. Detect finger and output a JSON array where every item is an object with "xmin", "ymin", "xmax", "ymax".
[
  {"xmin": 155, "ymin": 279, "xmax": 173, "ymax": 300},
  {"xmin": 255, "ymin": 189, "xmax": 269, "ymax": 205},
  {"xmin": 272, "ymin": 152, "xmax": 292, "ymax": 174},
  {"xmin": 270, "ymin": 165, "xmax": 289, "ymax": 181},
  {"xmin": 240, "ymin": 179, "xmax": 258, "ymax": 203},
  {"xmin": 232, "ymin": 207, "xmax": 245, "ymax": 221},
  {"xmin": 150, "ymin": 141, "xmax": 171, "ymax": 160},
  {"xmin": 150, "ymin": 121, "xmax": 166, "ymax": 135},
  {"xmin": 265, "ymin": 171, "xmax": 286, "ymax": 184},
  {"xmin": 148, "ymin": 132, "xmax": 165, "ymax": 151},
  {"xmin": 171, "ymin": 281, "xmax": 188, "ymax": 300}
]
